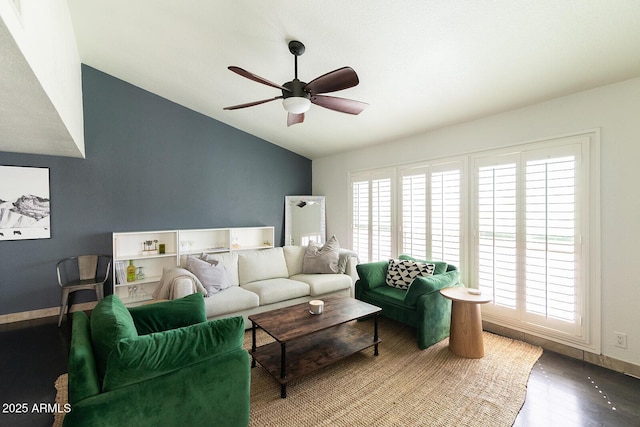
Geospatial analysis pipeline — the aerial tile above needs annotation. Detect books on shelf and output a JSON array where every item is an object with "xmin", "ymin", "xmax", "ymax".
[{"xmin": 115, "ymin": 261, "xmax": 127, "ymax": 285}]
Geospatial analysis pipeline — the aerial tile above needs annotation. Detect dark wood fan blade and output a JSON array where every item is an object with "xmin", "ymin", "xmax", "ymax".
[
  {"xmin": 311, "ymin": 95, "xmax": 368, "ymax": 115},
  {"xmin": 287, "ymin": 112, "xmax": 305, "ymax": 127},
  {"xmin": 223, "ymin": 96, "xmax": 282, "ymax": 110},
  {"xmin": 304, "ymin": 67, "xmax": 359, "ymax": 95},
  {"xmin": 228, "ymin": 66, "xmax": 290, "ymax": 92}
]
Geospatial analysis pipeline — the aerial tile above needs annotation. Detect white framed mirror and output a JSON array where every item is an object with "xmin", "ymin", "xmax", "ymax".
[{"xmin": 284, "ymin": 196, "xmax": 326, "ymax": 246}]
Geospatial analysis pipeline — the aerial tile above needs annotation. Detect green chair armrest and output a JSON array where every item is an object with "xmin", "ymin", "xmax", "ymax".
[
  {"xmin": 68, "ymin": 311, "xmax": 101, "ymax": 404},
  {"xmin": 128, "ymin": 293, "xmax": 207, "ymax": 335},
  {"xmin": 102, "ymin": 316, "xmax": 244, "ymax": 391},
  {"xmin": 403, "ymin": 268, "xmax": 460, "ymax": 306}
]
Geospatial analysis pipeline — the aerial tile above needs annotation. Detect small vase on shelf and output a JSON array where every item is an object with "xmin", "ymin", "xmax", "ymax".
[{"xmin": 136, "ymin": 266, "xmax": 145, "ymax": 281}]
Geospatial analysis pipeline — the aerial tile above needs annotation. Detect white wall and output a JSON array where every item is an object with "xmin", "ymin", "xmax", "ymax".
[
  {"xmin": 0, "ymin": 0, "xmax": 84, "ymax": 157},
  {"xmin": 313, "ymin": 77, "xmax": 640, "ymax": 366}
]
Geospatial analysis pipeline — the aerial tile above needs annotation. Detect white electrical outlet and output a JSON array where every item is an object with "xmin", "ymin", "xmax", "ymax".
[{"xmin": 614, "ymin": 331, "xmax": 627, "ymax": 349}]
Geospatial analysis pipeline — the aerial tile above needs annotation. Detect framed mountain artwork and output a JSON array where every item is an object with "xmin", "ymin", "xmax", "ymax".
[{"xmin": 0, "ymin": 166, "xmax": 50, "ymax": 241}]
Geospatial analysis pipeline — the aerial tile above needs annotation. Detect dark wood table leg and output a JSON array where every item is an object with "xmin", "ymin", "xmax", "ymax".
[
  {"xmin": 280, "ymin": 342, "xmax": 287, "ymax": 398},
  {"xmin": 251, "ymin": 322, "xmax": 257, "ymax": 368},
  {"xmin": 374, "ymin": 313, "xmax": 379, "ymax": 356}
]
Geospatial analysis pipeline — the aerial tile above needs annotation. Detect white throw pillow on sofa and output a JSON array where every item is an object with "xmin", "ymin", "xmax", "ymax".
[
  {"xmin": 199, "ymin": 252, "xmax": 239, "ymax": 287},
  {"xmin": 303, "ymin": 235, "xmax": 340, "ymax": 274},
  {"xmin": 185, "ymin": 256, "xmax": 232, "ymax": 295}
]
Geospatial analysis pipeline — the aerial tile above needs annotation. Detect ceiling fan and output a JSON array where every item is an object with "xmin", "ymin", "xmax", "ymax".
[{"xmin": 224, "ymin": 40, "xmax": 368, "ymax": 127}]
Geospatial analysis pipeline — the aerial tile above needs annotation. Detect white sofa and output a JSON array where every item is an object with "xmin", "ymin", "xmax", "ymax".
[{"xmin": 163, "ymin": 246, "xmax": 358, "ymax": 328}]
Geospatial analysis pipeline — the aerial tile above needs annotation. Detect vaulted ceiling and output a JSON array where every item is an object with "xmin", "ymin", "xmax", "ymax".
[{"xmin": 16, "ymin": 1, "xmax": 640, "ymax": 160}]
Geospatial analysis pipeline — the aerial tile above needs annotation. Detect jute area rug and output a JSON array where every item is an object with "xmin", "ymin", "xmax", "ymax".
[{"xmin": 54, "ymin": 317, "xmax": 541, "ymax": 427}]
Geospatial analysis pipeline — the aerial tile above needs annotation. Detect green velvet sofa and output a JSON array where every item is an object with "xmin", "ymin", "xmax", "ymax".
[
  {"xmin": 355, "ymin": 256, "xmax": 461, "ymax": 349},
  {"xmin": 63, "ymin": 293, "xmax": 250, "ymax": 427}
]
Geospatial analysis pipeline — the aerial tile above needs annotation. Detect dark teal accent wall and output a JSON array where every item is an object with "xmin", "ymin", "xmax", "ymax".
[{"xmin": 0, "ymin": 65, "xmax": 311, "ymax": 316}]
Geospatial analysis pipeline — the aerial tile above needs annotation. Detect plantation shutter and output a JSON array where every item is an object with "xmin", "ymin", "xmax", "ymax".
[
  {"xmin": 351, "ymin": 172, "xmax": 393, "ymax": 263},
  {"xmin": 371, "ymin": 176, "xmax": 393, "ymax": 261},
  {"xmin": 523, "ymin": 147, "xmax": 580, "ymax": 332},
  {"xmin": 474, "ymin": 142, "xmax": 584, "ymax": 336},
  {"xmin": 431, "ymin": 167, "xmax": 462, "ymax": 266},
  {"xmin": 400, "ymin": 169, "xmax": 428, "ymax": 259},
  {"xmin": 351, "ymin": 179, "xmax": 370, "ymax": 262},
  {"xmin": 476, "ymin": 158, "xmax": 518, "ymax": 309}
]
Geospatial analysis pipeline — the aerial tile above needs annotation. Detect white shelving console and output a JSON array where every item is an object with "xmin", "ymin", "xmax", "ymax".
[{"xmin": 112, "ymin": 226, "xmax": 274, "ymax": 305}]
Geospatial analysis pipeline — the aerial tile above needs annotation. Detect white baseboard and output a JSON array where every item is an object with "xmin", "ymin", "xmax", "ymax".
[{"xmin": 0, "ymin": 302, "xmax": 98, "ymax": 324}]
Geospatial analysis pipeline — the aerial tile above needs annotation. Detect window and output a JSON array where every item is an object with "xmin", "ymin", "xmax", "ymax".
[
  {"xmin": 522, "ymin": 148, "xmax": 580, "ymax": 332},
  {"xmin": 399, "ymin": 164, "xmax": 462, "ymax": 265},
  {"xmin": 351, "ymin": 172, "xmax": 393, "ymax": 263},
  {"xmin": 472, "ymin": 138, "xmax": 590, "ymax": 341},
  {"xmin": 371, "ymin": 177, "xmax": 393, "ymax": 262},
  {"xmin": 349, "ymin": 131, "xmax": 598, "ymax": 350},
  {"xmin": 351, "ymin": 179, "xmax": 369, "ymax": 261},
  {"xmin": 431, "ymin": 167, "xmax": 462, "ymax": 266},
  {"xmin": 400, "ymin": 169, "xmax": 428, "ymax": 258},
  {"xmin": 476, "ymin": 158, "xmax": 518, "ymax": 310},
  {"xmin": 352, "ymin": 162, "xmax": 462, "ymax": 264}
]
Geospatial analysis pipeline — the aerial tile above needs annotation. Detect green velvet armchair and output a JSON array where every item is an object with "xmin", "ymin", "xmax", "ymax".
[
  {"xmin": 355, "ymin": 257, "xmax": 461, "ymax": 349},
  {"xmin": 63, "ymin": 293, "xmax": 250, "ymax": 427}
]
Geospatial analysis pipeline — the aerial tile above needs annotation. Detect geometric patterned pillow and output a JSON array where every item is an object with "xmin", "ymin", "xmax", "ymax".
[{"xmin": 385, "ymin": 259, "xmax": 436, "ymax": 290}]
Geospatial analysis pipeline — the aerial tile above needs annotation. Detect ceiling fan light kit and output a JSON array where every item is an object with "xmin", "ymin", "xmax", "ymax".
[
  {"xmin": 224, "ymin": 40, "xmax": 368, "ymax": 126},
  {"xmin": 282, "ymin": 97, "xmax": 311, "ymax": 114}
]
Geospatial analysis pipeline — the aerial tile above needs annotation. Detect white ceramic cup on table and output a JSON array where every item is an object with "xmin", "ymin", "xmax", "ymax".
[{"xmin": 309, "ymin": 300, "xmax": 324, "ymax": 314}]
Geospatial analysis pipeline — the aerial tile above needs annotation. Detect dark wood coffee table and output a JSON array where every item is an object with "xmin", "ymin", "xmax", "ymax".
[{"xmin": 248, "ymin": 296, "xmax": 382, "ymax": 398}]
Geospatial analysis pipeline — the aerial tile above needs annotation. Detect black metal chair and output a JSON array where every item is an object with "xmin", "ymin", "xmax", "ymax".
[{"xmin": 57, "ymin": 255, "xmax": 111, "ymax": 327}]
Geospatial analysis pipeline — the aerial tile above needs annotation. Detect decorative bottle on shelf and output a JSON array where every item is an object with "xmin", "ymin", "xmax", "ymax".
[{"xmin": 126, "ymin": 260, "xmax": 136, "ymax": 282}]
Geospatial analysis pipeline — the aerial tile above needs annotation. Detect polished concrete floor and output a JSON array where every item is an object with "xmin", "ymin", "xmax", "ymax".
[
  {"xmin": 1, "ymin": 315, "xmax": 638, "ymax": 427},
  {"xmin": 514, "ymin": 350, "xmax": 640, "ymax": 426},
  {"xmin": 0, "ymin": 317, "xmax": 70, "ymax": 427}
]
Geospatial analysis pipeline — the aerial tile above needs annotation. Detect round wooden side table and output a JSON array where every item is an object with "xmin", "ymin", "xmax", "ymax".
[{"xmin": 440, "ymin": 287, "xmax": 492, "ymax": 359}]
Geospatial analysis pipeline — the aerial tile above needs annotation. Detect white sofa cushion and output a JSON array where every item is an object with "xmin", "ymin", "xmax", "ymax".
[
  {"xmin": 283, "ymin": 245, "xmax": 306, "ymax": 276},
  {"xmin": 241, "ymin": 278, "xmax": 310, "ymax": 305},
  {"xmin": 203, "ymin": 285, "xmax": 259, "ymax": 317},
  {"xmin": 238, "ymin": 247, "xmax": 289, "ymax": 284},
  {"xmin": 290, "ymin": 274, "xmax": 352, "ymax": 297}
]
